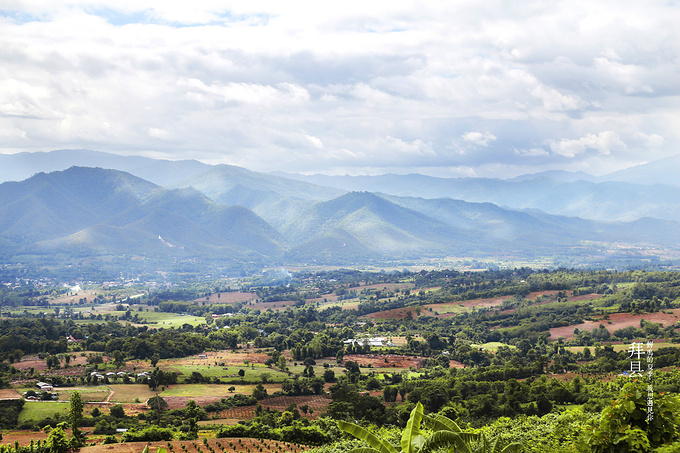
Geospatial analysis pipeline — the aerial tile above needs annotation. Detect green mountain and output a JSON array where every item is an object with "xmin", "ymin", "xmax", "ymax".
[
  {"xmin": 385, "ymin": 195, "xmax": 680, "ymax": 248},
  {"xmin": 277, "ymin": 173, "xmax": 680, "ymax": 222},
  {"xmin": 4, "ymin": 150, "xmax": 678, "ymax": 223},
  {"xmin": 1, "ymin": 165, "xmax": 678, "ymax": 267},
  {"xmin": 0, "ymin": 167, "xmax": 285, "ymax": 260},
  {"xmin": 171, "ymin": 164, "xmax": 343, "ymax": 203},
  {"xmin": 283, "ymin": 192, "xmax": 499, "ymax": 262},
  {"xmin": 0, "ymin": 149, "xmax": 210, "ymax": 186}
]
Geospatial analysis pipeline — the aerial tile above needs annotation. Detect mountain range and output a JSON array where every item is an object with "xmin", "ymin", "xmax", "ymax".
[{"xmin": 0, "ymin": 150, "xmax": 678, "ymax": 268}]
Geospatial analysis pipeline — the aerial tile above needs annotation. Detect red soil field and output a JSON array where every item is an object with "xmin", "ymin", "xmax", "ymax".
[
  {"xmin": 365, "ymin": 307, "xmax": 422, "ymax": 320},
  {"xmin": 214, "ymin": 395, "xmax": 332, "ymax": 421},
  {"xmin": 549, "ymin": 308, "xmax": 680, "ymax": 340},
  {"xmin": 368, "ymin": 292, "xmax": 603, "ymax": 320},
  {"xmin": 344, "ymin": 353, "xmax": 464, "ymax": 369},
  {"xmin": 0, "ymin": 388, "xmax": 21, "ymax": 399},
  {"xmin": 13, "ymin": 354, "xmax": 96, "ymax": 373},
  {"xmin": 80, "ymin": 438, "xmax": 310, "ymax": 453},
  {"xmin": 164, "ymin": 351, "xmax": 271, "ymax": 367}
]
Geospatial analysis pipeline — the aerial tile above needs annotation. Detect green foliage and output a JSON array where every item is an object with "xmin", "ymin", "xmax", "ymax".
[
  {"xmin": 121, "ymin": 426, "xmax": 175, "ymax": 442},
  {"xmin": 216, "ymin": 421, "xmax": 332, "ymax": 446},
  {"xmin": 481, "ymin": 410, "xmax": 597, "ymax": 453},
  {"xmin": 110, "ymin": 404, "xmax": 126, "ymax": 418},
  {"xmin": 585, "ymin": 380, "xmax": 680, "ymax": 452},
  {"xmin": 337, "ymin": 420, "xmax": 398, "ymax": 453},
  {"xmin": 339, "ymin": 402, "xmax": 521, "ymax": 453},
  {"xmin": 45, "ymin": 423, "xmax": 70, "ymax": 453},
  {"xmin": 148, "ymin": 395, "xmax": 169, "ymax": 411},
  {"xmin": 204, "ymin": 394, "xmax": 257, "ymax": 412},
  {"xmin": 0, "ymin": 399, "xmax": 25, "ymax": 428},
  {"xmin": 102, "ymin": 435, "xmax": 118, "ymax": 444}
]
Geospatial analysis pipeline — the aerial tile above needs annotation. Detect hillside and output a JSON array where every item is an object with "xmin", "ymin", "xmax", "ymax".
[
  {"xmin": 281, "ymin": 192, "xmax": 482, "ymax": 261},
  {"xmin": 3, "ymin": 150, "xmax": 679, "ymax": 224},
  {"xmin": 278, "ymin": 173, "xmax": 680, "ymax": 222},
  {"xmin": 0, "ymin": 166, "xmax": 679, "ymax": 268},
  {"xmin": 0, "ymin": 167, "xmax": 285, "ymax": 260}
]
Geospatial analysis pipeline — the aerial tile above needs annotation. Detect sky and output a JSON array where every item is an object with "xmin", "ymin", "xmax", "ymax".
[{"xmin": 0, "ymin": 1, "xmax": 678, "ymax": 178}]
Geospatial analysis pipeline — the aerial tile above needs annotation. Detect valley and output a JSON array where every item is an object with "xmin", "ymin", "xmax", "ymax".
[{"xmin": 0, "ymin": 267, "xmax": 679, "ymax": 452}]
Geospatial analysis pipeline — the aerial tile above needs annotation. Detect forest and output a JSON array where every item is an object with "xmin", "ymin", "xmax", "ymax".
[{"xmin": 0, "ymin": 267, "xmax": 678, "ymax": 452}]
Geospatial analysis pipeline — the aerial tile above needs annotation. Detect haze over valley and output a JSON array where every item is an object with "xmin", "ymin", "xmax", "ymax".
[{"xmin": 0, "ymin": 150, "xmax": 677, "ymax": 275}]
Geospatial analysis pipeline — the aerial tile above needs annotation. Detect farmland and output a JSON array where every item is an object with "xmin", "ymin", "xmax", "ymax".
[{"xmin": 0, "ymin": 267, "xmax": 679, "ymax": 452}]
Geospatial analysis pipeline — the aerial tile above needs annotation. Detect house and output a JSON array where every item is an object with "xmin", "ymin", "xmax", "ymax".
[
  {"xmin": 343, "ymin": 337, "xmax": 386, "ymax": 347},
  {"xmin": 36, "ymin": 382, "xmax": 53, "ymax": 391},
  {"xmin": 198, "ymin": 354, "xmax": 208, "ymax": 359}
]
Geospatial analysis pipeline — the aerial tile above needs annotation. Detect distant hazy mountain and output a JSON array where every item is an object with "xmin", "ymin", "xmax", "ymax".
[
  {"xmin": 0, "ymin": 149, "xmax": 210, "ymax": 186},
  {"xmin": 383, "ymin": 194, "xmax": 680, "ymax": 247},
  {"xmin": 277, "ymin": 173, "xmax": 680, "ymax": 222},
  {"xmin": 3, "ymin": 149, "xmax": 677, "ymax": 223},
  {"xmin": 281, "ymin": 192, "xmax": 484, "ymax": 261},
  {"xmin": 172, "ymin": 164, "xmax": 343, "ymax": 203},
  {"xmin": 598, "ymin": 154, "xmax": 680, "ymax": 187},
  {"xmin": 0, "ymin": 167, "xmax": 678, "ymax": 267},
  {"xmin": 0, "ymin": 167, "xmax": 285, "ymax": 260},
  {"xmin": 508, "ymin": 170, "xmax": 597, "ymax": 183}
]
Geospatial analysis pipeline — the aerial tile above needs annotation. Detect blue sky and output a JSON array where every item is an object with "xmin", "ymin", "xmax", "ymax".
[{"xmin": 0, "ymin": 1, "xmax": 678, "ymax": 178}]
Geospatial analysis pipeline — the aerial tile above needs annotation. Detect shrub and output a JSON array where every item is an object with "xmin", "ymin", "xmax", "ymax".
[{"xmin": 121, "ymin": 426, "xmax": 175, "ymax": 442}]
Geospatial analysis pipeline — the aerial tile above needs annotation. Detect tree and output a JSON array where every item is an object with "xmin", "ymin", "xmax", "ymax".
[
  {"xmin": 110, "ymin": 404, "xmax": 126, "ymax": 418},
  {"xmin": 253, "ymin": 384, "xmax": 268, "ymax": 400},
  {"xmin": 323, "ymin": 369, "xmax": 336, "ymax": 383},
  {"xmin": 585, "ymin": 380, "xmax": 680, "ymax": 452},
  {"xmin": 112, "ymin": 350, "xmax": 125, "ymax": 368},
  {"xmin": 148, "ymin": 395, "xmax": 168, "ymax": 411},
  {"xmin": 45, "ymin": 423, "xmax": 70, "ymax": 453},
  {"xmin": 339, "ymin": 402, "xmax": 521, "ymax": 453},
  {"xmin": 277, "ymin": 355, "xmax": 288, "ymax": 371},
  {"xmin": 68, "ymin": 391, "xmax": 84, "ymax": 444},
  {"xmin": 238, "ymin": 369, "xmax": 246, "ymax": 379}
]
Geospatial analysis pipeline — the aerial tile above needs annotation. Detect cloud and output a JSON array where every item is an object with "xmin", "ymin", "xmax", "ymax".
[
  {"xmin": 0, "ymin": 1, "xmax": 678, "ymax": 178},
  {"xmin": 514, "ymin": 147, "xmax": 549, "ymax": 157},
  {"xmin": 548, "ymin": 131, "xmax": 628, "ymax": 158},
  {"xmin": 462, "ymin": 131, "xmax": 497, "ymax": 147},
  {"xmin": 530, "ymin": 85, "xmax": 588, "ymax": 112},
  {"xmin": 632, "ymin": 132, "xmax": 664, "ymax": 148},
  {"xmin": 147, "ymin": 127, "xmax": 170, "ymax": 140}
]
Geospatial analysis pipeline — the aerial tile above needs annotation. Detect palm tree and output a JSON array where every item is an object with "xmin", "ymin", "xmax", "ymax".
[{"xmin": 338, "ymin": 402, "xmax": 521, "ymax": 453}]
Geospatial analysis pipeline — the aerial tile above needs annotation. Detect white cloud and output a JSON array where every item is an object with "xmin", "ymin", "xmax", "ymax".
[
  {"xmin": 530, "ymin": 85, "xmax": 588, "ymax": 112},
  {"xmin": 462, "ymin": 132, "xmax": 497, "ymax": 147},
  {"xmin": 632, "ymin": 132, "xmax": 664, "ymax": 148},
  {"xmin": 514, "ymin": 147, "xmax": 549, "ymax": 157},
  {"xmin": 147, "ymin": 127, "xmax": 170, "ymax": 140},
  {"xmin": 548, "ymin": 131, "xmax": 628, "ymax": 158},
  {"xmin": 0, "ymin": 1, "xmax": 678, "ymax": 177}
]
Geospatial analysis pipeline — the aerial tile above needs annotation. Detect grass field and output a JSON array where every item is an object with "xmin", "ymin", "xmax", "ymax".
[
  {"xmin": 58, "ymin": 387, "xmax": 111, "ymax": 402},
  {"xmin": 471, "ymin": 342, "xmax": 517, "ymax": 352},
  {"xmin": 160, "ymin": 383, "xmax": 280, "ymax": 398},
  {"xmin": 163, "ymin": 364, "xmax": 290, "ymax": 383},
  {"xmin": 129, "ymin": 311, "xmax": 207, "ymax": 328},
  {"xmin": 18, "ymin": 401, "xmax": 69, "ymax": 423},
  {"xmin": 107, "ymin": 384, "xmax": 157, "ymax": 403}
]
